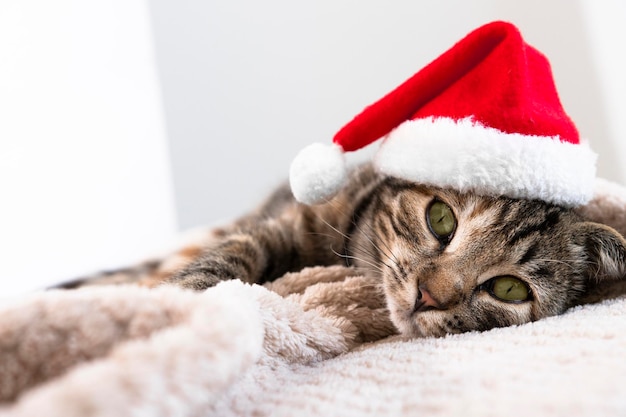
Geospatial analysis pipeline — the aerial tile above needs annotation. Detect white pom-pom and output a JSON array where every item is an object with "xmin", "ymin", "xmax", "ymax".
[{"xmin": 289, "ymin": 143, "xmax": 347, "ymax": 205}]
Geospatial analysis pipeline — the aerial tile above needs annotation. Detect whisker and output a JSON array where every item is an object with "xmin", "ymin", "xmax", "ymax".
[
  {"xmin": 350, "ymin": 233, "xmax": 398, "ymax": 274},
  {"xmin": 330, "ymin": 246, "xmax": 385, "ymax": 274},
  {"xmin": 308, "ymin": 228, "xmax": 391, "ymax": 278},
  {"xmin": 313, "ymin": 212, "xmax": 384, "ymax": 267},
  {"xmin": 352, "ymin": 215, "xmax": 401, "ymax": 266},
  {"xmin": 533, "ymin": 258, "xmax": 587, "ymax": 271},
  {"xmin": 323, "ymin": 198, "xmax": 402, "ymax": 270},
  {"xmin": 355, "ymin": 224, "xmax": 401, "ymax": 268},
  {"xmin": 315, "ymin": 214, "xmax": 351, "ymax": 241}
]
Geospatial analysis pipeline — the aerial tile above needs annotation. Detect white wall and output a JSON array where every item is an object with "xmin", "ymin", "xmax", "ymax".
[
  {"xmin": 2, "ymin": 1, "xmax": 624, "ymax": 296},
  {"xmin": 0, "ymin": 1, "xmax": 177, "ymax": 297},
  {"xmin": 579, "ymin": 0, "xmax": 626, "ymax": 181},
  {"xmin": 149, "ymin": 0, "xmax": 626, "ymax": 230}
]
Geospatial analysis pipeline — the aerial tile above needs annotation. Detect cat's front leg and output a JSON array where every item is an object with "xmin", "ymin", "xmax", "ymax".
[
  {"xmin": 168, "ymin": 236, "xmax": 264, "ymax": 290},
  {"xmin": 167, "ymin": 221, "xmax": 301, "ymax": 290}
]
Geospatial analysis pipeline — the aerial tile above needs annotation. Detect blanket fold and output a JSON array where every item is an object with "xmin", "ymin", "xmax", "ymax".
[
  {"xmin": 0, "ymin": 266, "xmax": 395, "ymax": 417},
  {"xmin": 1, "ymin": 178, "xmax": 626, "ymax": 416}
]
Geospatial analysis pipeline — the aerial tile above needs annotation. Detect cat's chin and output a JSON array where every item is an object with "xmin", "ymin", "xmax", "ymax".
[{"xmin": 390, "ymin": 307, "xmax": 451, "ymax": 338}]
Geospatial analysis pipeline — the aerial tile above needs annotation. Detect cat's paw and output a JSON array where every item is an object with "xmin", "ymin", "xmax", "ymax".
[{"xmin": 168, "ymin": 269, "xmax": 224, "ymax": 291}]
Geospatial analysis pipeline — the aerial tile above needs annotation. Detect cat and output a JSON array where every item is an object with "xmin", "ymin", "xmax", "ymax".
[{"xmin": 58, "ymin": 163, "xmax": 626, "ymax": 338}]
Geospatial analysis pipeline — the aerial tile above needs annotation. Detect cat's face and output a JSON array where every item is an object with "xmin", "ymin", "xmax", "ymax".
[{"xmin": 351, "ymin": 180, "xmax": 626, "ymax": 338}]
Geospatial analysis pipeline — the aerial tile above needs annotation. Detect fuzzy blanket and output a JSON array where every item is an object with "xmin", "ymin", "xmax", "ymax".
[{"xmin": 2, "ymin": 179, "xmax": 626, "ymax": 417}]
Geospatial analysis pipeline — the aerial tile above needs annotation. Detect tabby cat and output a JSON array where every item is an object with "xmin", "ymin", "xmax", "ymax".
[{"xmin": 59, "ymin": 164, "xmax": 626, "ymax": 338}]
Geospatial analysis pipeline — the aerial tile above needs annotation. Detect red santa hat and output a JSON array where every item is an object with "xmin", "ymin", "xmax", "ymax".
[{"xmin": 289, "ymin": 21, "xmax": 597, "ymax": 207}]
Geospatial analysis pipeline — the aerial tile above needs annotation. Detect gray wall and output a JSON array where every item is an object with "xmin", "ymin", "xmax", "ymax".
[{"xmin": 149, "ymin": 0, "xmax": 624, "ymax": 230}]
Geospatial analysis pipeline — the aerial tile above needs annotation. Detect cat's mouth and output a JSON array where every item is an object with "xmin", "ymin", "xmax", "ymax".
[
  {"xmin": 391, "ymin": 302, "xmax": 449, "ymax": 337},
  {"xmin": 408, "ymin": 306, "xmax": 443, "ymax": 325},
  {"xmin": 412, "ymin": 296, "xmax": 439, "ymax": 313}
]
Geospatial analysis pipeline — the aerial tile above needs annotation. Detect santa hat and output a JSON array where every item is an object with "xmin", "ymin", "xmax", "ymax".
[{"xmin": 289, "ymin": 21, "xmax": 597, "ymax": 207}]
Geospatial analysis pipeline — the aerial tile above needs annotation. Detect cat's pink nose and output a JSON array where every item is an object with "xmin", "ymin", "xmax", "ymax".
[{"xmin": 413, "ymin": 285, "xmax": 442, "ymax": 312}]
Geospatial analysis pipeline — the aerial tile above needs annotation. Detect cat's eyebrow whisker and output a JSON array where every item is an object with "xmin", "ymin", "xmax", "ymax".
[{"xmin": 533, "ymin": 258, "xmax": 581, "ymax": 271}]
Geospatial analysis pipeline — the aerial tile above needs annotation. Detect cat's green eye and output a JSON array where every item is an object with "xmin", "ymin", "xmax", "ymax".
[
  {"xmin": 427, "ymin": 201, "xmax": 456, "ymax": 240},
  {"xmin": 487, "ymin": 276, "xmax": 530, "ymax": 303}
]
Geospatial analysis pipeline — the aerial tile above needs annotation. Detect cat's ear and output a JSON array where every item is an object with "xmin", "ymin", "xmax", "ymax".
[{"xmin": 574, "ymin": 222, "xmax": 626, "ymax": 304}]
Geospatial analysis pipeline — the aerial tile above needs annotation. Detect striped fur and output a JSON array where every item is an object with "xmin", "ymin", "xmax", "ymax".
[{"xmin": 61, "ymin": 164, "xmax": 626, "ymax": 337}]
